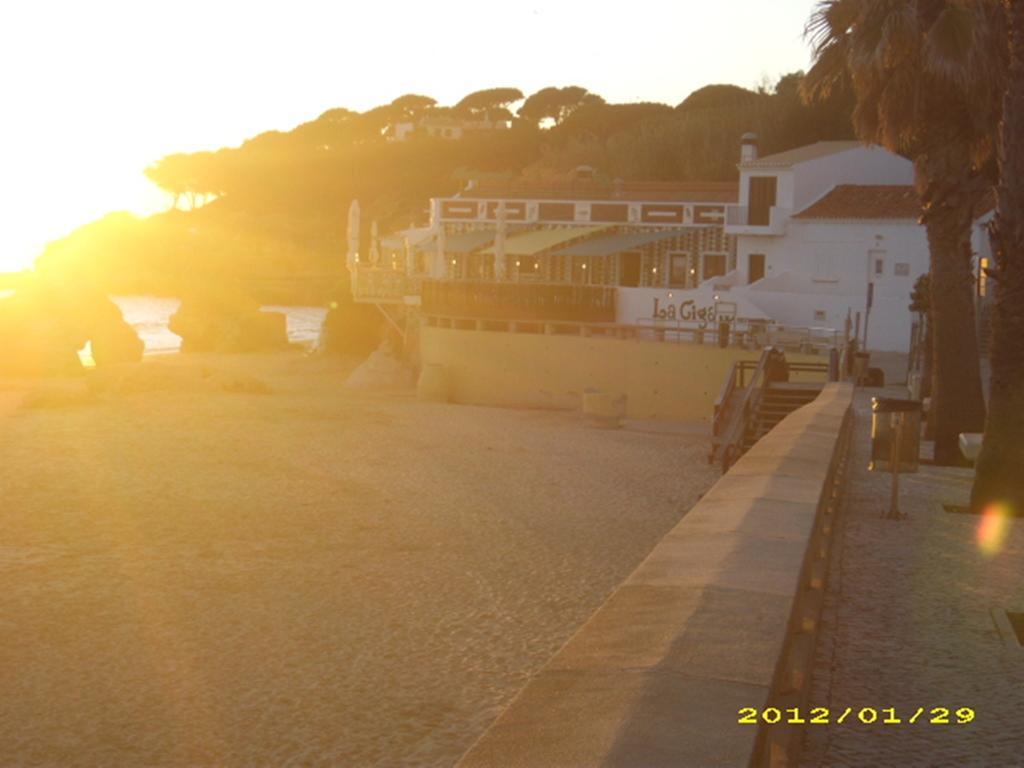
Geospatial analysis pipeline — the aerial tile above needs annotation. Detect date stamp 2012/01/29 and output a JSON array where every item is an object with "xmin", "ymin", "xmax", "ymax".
[{"xmin": 738, "ymin": 707, "xmax": 976, "ymax": 725}]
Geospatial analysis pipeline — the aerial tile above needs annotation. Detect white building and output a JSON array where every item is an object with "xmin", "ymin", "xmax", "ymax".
[
  {"xmin": 349, "ymin": 138, "xmax": 993, "ymax": 355},
  {"xmin": 722, "ymin": 137, "xmax": 992, "ymax": 351},
  {"xmin": 390, "ymin": 117, "xmax": 510, "ymax": 142}
]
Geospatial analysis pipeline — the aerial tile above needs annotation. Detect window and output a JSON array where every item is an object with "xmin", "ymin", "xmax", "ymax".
[
  {"xmin": 702, "ymin": 253, "xmax": 727, "ymax": 281},
  {"xmin": 669, "ymin": 252, "xmax": 692, "ymax": 287},
  {"xmin": 895, "ymin": 262, "xmax": 910, "ymax": 277},
  {"xmin": 642, "ymin": 251, "xmax": 664, "ymax": 287},
  {"xmin": 748, "ymin": 177, "xmax": 778, "ymax": 226},
  {"xmin": 814, "ymin": 310, "xmax": 827, "ymax": 323},
  {"xmin": 619, "ymin": 252, "xmax": 642, "ymax": 287}
]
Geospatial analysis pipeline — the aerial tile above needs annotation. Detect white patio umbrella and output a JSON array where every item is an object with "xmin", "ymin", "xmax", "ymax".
[
  {"xmin": 493, "ymin": 201, "xmax": 507, "ymax": 280},
  {"xmin": 346, "ymin": 199, "xmax": 360, "ymax": 270},
  {"xmin": 369, "ymin": 220, "xmax": 381, "ymax": 266},
  {"xmin": 435, "ymin": 226, "xmax": 447, "ymax": 278}
]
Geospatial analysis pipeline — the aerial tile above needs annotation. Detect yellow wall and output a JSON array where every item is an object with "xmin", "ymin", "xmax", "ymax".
[{"xmin": 420, "ymin": 326, "xmax": 824, "ymax": 422}]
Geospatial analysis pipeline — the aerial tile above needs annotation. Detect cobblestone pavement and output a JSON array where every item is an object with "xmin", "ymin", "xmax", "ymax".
[{"xmin": 800, "ymin": 390, "xmax": 1024, "ymax": 768}]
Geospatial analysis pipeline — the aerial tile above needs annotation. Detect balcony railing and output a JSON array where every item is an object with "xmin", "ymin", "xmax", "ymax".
[
  {"xmin": 352, "ymin": 267, "xmax": 422, "ymax": 303},
  {"xmin": 421, "ymin": 280, "xmax": 616, "ymax": 323},
  {"xmin": 724, "ymin": 205, "xmax": 789, "ymax": 235}
]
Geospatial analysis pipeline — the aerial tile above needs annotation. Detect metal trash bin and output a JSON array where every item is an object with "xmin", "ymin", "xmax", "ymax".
[
  {"xmin": 718, "ymin": 320, "xmax": 731, "ymax": 348},
  {"xmin": 870, "ymin": 397, "xmax": 922, "ymax": 472}
]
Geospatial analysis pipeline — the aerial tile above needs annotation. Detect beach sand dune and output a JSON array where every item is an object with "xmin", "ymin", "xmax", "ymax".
[{"xmin": 0, "ymin": 353, "xmax": 717, "ymax": 767}]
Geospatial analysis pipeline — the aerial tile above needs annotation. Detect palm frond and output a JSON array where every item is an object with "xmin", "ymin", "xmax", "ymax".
[
  {"xmin": 803, "ymin": 0, "xmax": 1004, "ymax": 171},
  {"xmin": 803, "ymin": 39, "xmax": 851, "ymax": 102},
  {"xmin": 878, "ymin": 2, "xmax": 921, "ymax": 68},
  {"xmin": 805, "ymin": 0, "xmax": 860, "ymax": 53},
  {"xmin": 923, "ymin": 4, "xmax": 975, "ymax": 84}
]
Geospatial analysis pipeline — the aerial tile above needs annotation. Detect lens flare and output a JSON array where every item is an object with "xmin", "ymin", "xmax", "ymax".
[{"xmin": 977, "ymin": 502, "xmax": 1013, "ymax": 557}]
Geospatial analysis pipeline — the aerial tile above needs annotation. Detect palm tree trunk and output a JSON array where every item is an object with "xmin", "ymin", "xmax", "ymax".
[
  {"xmin": 918, "ymin": 162, "xmax": 988, "ymax": 466},
  {"xmin": 972, "ymin": 0, "xmax": 1024, "ymax": 514},
  {"xmin": 922, "ymin": 314, "xmax": 933, "ymax": 399},
  {"xmin": 922, "ymin": 313, "xmax": 934, "ymax": 440}
]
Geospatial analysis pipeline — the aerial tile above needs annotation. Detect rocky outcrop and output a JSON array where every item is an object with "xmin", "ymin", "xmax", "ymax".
[
  {"xmin": 90, "ymin": 319, "xmax": 145, "ymax": 366},
  {"xmin": 0, "ymin": 277, "xmax": 143, "ymax": 377},
  {"xmin": 169, "ymin": 288, "xmax": 288, "ymax": 353},
  {"xmin": 72, "ymin": 290, "xmax": 144, "ymax": 366},
  {"xmin": 317, "ymin": 292, "xmax": 386, "ymax": 359},
  {"xmin": 0, "ymin": 294, "xmax": 85, "ymax": 376}
]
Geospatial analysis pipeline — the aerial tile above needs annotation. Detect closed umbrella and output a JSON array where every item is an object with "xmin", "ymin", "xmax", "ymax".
[
  {"xmin": 369, "ymin": 220, "xmax": 380, "ymax": 266},
  {"xmin": 346, "ymin": 199, "xmax": 360, "ymax": 269},
  {"xmin": 493, "ymin": 201, "xmax": 507, "ymax": 280},
  {"xmin": 435, "ymin": 226, "xmax": 447, "ymax": 278}
]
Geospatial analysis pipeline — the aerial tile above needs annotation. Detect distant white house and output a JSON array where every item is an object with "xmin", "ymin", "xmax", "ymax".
[{"xmin": 390, "ymin": 117, "xmax": 510, "ymax": 142}]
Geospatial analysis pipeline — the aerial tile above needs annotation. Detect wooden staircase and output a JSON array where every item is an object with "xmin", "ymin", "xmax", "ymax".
[
  {"xmin": 741, "ymin": 383, "xmax": 824, "ymax": 451},
  {"xmin": 710, "ymin": 348, "xmax": 832, "ymax": 470}
]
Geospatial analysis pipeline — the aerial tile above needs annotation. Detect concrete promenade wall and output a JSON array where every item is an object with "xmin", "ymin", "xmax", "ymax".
[
  {"xmin": 457, "ymin": 382, "xmax": 854, "ymax": 768},
  {"xmin": 420, "ymin": 327, "xmax": 823, "ymax": 422}
]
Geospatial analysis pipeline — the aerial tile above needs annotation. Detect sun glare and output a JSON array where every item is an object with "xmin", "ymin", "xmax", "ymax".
[
  {"xmin": 0, "ymin": 0, "xmax": 812, "ymax": 276},
  {"xmin": 0, "ymin": 145, "xmax": 169, "ymax": 274},
  {"xmin": 977, "ymin": 502, "xmax": 1013, "ymax": 557}
]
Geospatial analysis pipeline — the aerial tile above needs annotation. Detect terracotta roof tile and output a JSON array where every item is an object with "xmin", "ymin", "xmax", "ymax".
[{"xmin": 794, "ymin": 185, "xmax": 921, "ymax": 220}]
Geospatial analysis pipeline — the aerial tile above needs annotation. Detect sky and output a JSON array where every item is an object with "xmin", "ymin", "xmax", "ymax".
[{"xmin": 0, "ymin": 0, "xmax": 817, "ymax": 272}]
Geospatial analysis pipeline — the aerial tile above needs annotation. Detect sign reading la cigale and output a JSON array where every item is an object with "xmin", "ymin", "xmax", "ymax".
[{"xmin": 651, "ymin": 297, "xmax": 738, "ymax": 327}]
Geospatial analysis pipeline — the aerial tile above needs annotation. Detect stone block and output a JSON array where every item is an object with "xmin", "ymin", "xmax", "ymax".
[
  {"xmin": 680, "ymin": 496, "xmax": 819, "ymax": 542},
  {"xmin": 702, "ymin": 473, "xmax": 828, "ymax": 506},
  {"xmin": 630, "ymin": 530, "xmax": 809, "ymax": 597},
  {"xmin": 457, "ymin": 668, "xmax": 767, "ymax": 768}
]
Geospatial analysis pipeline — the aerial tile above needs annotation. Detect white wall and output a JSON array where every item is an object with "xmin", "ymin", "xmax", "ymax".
[
  {"xmin": 729, "ymin": 147, "xmax": 919, "ymax": 352},
  {"xmin": 736, "ymin": 146, "xmax": 914, "ymax": 220},
  {"xmin": 789, "ymin": 147, "xmax": 914, "ymax": 212},
  {"xmin": 616, "ymin": 286, "xmax": 768, "ymax": 326},
  {"xmin": 737, "ymin": 219, "xmax": 928, "ymax": 352}
]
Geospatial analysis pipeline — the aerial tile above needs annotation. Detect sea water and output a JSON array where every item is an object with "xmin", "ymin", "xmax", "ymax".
[
  {"xmin": 0, "ymin": 292, "xmax": 326, "ymax": 364},
  {"xmin": 109, "ymin": 296, "xmax": 326, "ymax": 355}
]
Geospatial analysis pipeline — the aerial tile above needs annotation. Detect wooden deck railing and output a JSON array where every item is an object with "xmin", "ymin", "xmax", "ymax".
[
  {"xmin": 420, "ymin": 280, "xmax": 616, "ymax": 323},
  {"xmin": 711, "ymin": 348, "xmax": 778, "ymax": 470},
  {"xmin": 352, "ymin": 267, "xmax": 422, "ymax": 304},
  {"xmin": 710, "ymin": 349, "xmax": 831, "ymax": 470}
]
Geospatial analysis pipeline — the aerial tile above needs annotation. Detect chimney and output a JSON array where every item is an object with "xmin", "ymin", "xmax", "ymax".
[{"xmin": 740, "ymin": 132, "xmax": 759, "ymax": 164}]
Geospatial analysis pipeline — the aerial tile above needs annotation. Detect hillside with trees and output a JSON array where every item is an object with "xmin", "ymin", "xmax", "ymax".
[{"xmin": 37, "ymin": 74, "xmax": 855, "ymax": 300}]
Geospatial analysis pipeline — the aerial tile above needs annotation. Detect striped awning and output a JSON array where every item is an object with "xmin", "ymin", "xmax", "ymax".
[
  {"xmin": 480, "ymin": 226, "xmax": 609, "ymax": 257},
  {"xmin": 416, "ymin": 230, "xmax": 498, "ymax": 254},
  {"xmin": 553, "ymin": 230, "xmax": 681, "ymax": 257}
]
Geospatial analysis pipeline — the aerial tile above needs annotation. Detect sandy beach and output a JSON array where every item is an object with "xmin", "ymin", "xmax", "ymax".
[{"xmin": 0, "ymin": 352, "xmax": 717, "ymax": 767}]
